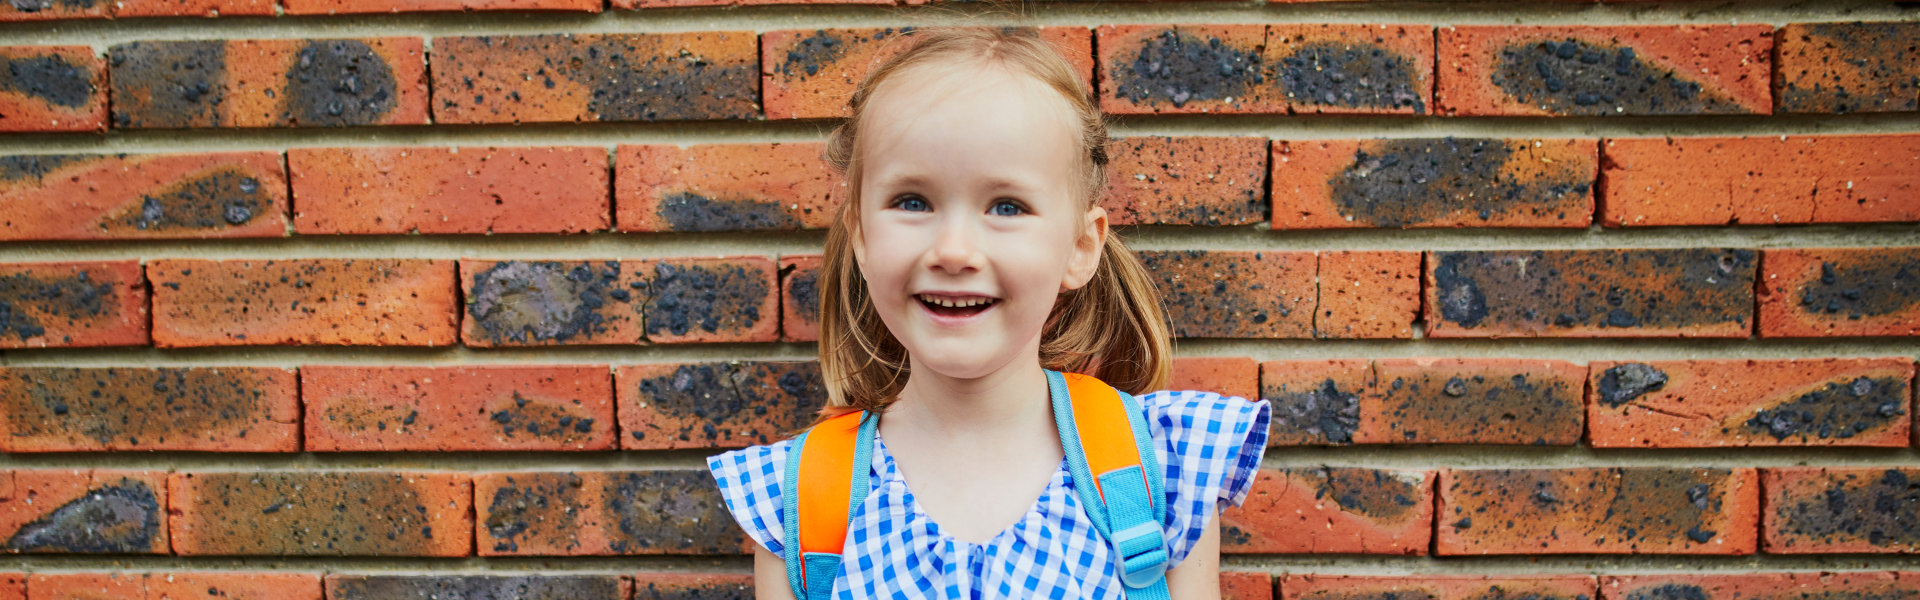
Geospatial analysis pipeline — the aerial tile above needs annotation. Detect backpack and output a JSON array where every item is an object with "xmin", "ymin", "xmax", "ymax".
[{"xmin": 779, "ymin": 369, "xmax": 1172, "ymax": 600}]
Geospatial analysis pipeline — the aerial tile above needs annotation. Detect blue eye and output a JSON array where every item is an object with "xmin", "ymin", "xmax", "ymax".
[
  {"xmin": 893, "ymin": 195, "xmax": 930, "ymax": 212},
  {"xmin": 989, "ymin": 200, "xmax": 1028, "ymax": 217}
]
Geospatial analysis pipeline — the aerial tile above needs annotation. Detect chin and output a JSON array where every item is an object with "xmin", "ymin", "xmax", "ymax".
[{"xmin": 907, "ymin": 344, "xmax": 1016, "ymax": 382}]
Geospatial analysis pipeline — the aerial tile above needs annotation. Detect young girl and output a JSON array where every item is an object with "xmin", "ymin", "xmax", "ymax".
[{"xmin": 708, "ymin": 27, "xmax": 1271, "ymax": 599}]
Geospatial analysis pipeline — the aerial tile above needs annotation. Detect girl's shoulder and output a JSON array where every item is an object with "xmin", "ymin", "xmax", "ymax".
[
  {"xmin": 706, "ymin": 438, "xmax": 796, "ymax": 554},
  {"xmin": 1131, "ymin": 388, "xmax": 1271, "ymax": 564}
]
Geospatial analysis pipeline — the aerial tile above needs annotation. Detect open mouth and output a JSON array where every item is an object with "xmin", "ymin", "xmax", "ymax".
[{"xmin": 916, "ymin": 294, "xmax": 997, "ymax": 318}]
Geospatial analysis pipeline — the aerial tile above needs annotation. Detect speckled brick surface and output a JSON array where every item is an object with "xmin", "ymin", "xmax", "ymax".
[
  {"xmin": 0, "ymin": 0, "xmax": 104, "ymax": 22},
  {"xmin": 1103, "ymin": 136, "xmax": 1267, "ymax": 226},
  {"xmin": 1437, "ymin": 25, "xmax": 1772, "ymax": 116},
  {"xmin": 0, "ymin": 366, "xmax": 299, "ymax": 452},
  {"xmin": 149, "ymin": 259, "xmax": 458, "ymax": 347},
  {"xmin": 1283, "ymin": 575, "xmax": 1598, "ymax": 600},
  {"xmin": 1, "ymin": 469, "xmax": 170, "ymax": 555},
  {"xmin": 0, "ymin": 46, "xmax": 106, "ymax": 132},
  {"xmin": 1425, "ymin": 249, "xmax": 1757, "ymax": 338},
  {"xmin": 1273, "ymin": 138, "xmax": 1595, "ymax": 229},
  {"xmin": 1260, "ymin": 358, "xmax": 1585, "ymax": 445},
  {"xmin": 1100, "ymin": 24, "xmax": 1432, "ymax": 115},
  {"xmin": 1137, "ymin": 250, "xmax": 1316, "ymax": 338},
  {"xmin": 291, "ymin": 146, "xmax": 610, "ymax": 235},
  {"xmin": 1759, "ymin": 247, "xmax": 1920, "ymax": 338},
  {"xmin": 112, "ymin": 0, "xmax": 271, "ymax": 16},
  {"xmin": 763, "ymin": 26, "xmax": 1092, "ymax": 120},
  {"xmin": 617, "ymin": 361, "xmax": 821, "ymax": 449},
  {"xmin": 1763, "ymin": 467, "xmax": 1920, "ymax": 554},
  {"xmin": 1169, "ymin": 356, "xmax": 1258, "ymax": 400},
  {"xmin": 1315, "ymin": 251, "xmax": 1420, "ymax": 339},
  {"xmin": 1776, "ymin": 22, "xmax": 1920, "ymax": 114},
  {"xmin": 472, "ymin": 470, "xmax": 746, "ymax": 555},
  {"xmin": 1220, "ymin": 571, "xmax": 1273, "ymax": 600},
  {"xmin": 779, "ymin": 254, "xmax": 822, "ymax": 342},
  {"xmin": 26, "ymin": 572, "xmax": 324, "ymax": 599},
  {"xmin": 169, "ymin": 471, "xmax": 471, "ymax": 556},
  {"xmin": 1587, "ymin": 358, "xmax": 1914, "ymax": 448},
  {"xmin": 616, "ymin": 142, "xmax": 839, "ymax": 232},
  {"xmin": 1, "ymin": 152, "xmax": 288, "ymax": 241},
  {"xmin": 0, "ymin": 261, "xmax": 148, "ymax": 349},
  {"xmin": 460, "ymin": 257, "xmax": 778, "ymax": 346},
  {"xmin": 324, "ymin": 574, "xmax": 629, "ymax": 599},
  {"xmin": 1603, "ymin": 134, "xmax": 1920, "ymax": 226},
  {"xmin": 1602, "ymin": 572, "xmax": 1919, "ymax": 600},
  {"xmin": 109, "ymin": 38, "xmax": 428, "ymax": 128},
  {"xmin": 304, "ymin": 365, "xmax": 616, "ymax": 451},
  {"xmin": 1220, "ymin": 467, "xmax": 1434, "ymax": 554},
  {"xmin": 1438, "ymin": 467, "xmax": 1760, "ymax": 554},
  {"xmin": 285, "ymin": 0, "xmax": 598, "ymax": 14},
  {"xmin": 432, "ymin": 33, "xmax": 757, "ymax": 124},
  {"xmin": 630, "ymin": 573, "xmax": 752, "ymax": 599}
]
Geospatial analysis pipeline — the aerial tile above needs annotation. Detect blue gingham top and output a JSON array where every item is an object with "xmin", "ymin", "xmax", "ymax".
[{"xmin": 706, "ymin": 390, "xmax": 1271, "ymax": 599}]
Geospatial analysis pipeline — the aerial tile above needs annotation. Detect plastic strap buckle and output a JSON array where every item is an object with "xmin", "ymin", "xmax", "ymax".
[{"xmin": 1112, "ymin": 521, "xmax": 1168, "ymax": 588}]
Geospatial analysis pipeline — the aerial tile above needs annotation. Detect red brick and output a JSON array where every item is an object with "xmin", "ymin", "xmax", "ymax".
[
  {"xmin": 464, "ymin": 256, "xmax": 778, "ymax": 346},
  {"xmin": 1138, "ymin": 250, "xmax": 1315, "ymax": 338},
  {"xmin": 1259, "ymin": 359, "xmax": 1370, "ymax": 445},
  {"xmin": 1588, "ymin": 358, "xmax": 1914, "ymax": 448},
  {"xmin": 0, "ymin": 366, "xmax": 299, "ymax": 452},
  {"xmin": 0, "ymin": 47, "xmax": 105, "ymax": 132},
  {"xmin": 1221, "ymin": 467, "xmax": 1433, "ymax": 555},
  {"xmin": 290, "ymin": 146, "xmax": 610, "ymax": 235},
  {"xmin": 762, "ymin": 26, "xmax": 1093, "ymax": 120},
  {"xmin": 1284, "ymin": 575, "xmax": 1596, "ymax": 600},
  {"xmin": 1273, "ymin": 138, "xmax": 1595, "ymax": 229},
  {"xmin": 25, "ymin": 573, "xmax": 143, "ymax": 599},
  {"xmin": 1602, "ymin": 572, "xmax": 1920, "ymax": 600},
  {"xmin": 1777, "ymin": 22, "xmax": 1920, "ymax": 114},
  {"xmin": 1099, "ymin": 24, "xmax": 1431, "ymax": 116},
  {"xmin": 1436, "ymin": 25, "xmax": 1772, "ymax": 116},
  {"xmin": 1602, "ymin": 135, "xmax": 1920, "ymax": 226},
  {"xmin": 0, "ymin": 261, "xmax": 148, "ymax": 349},
  {"xmin": 31, "ymin": 572, "xmax": 325, "ymax": 599},
  {"xmin": 0, "ymin": 469, "xmax": 169, "ymax": 554},
  {"xmin": 615, "ymin": 142, "xmax": 838, "ymax": 232},
  {"xmin": 1315, "ymin": 251, "xmax": 1420, "ymax": 339},
  {"xmin": 169, "ymin": 471, "xmax": 470, "ymax": 556},
  {"xmin": 619, "ymin": 0, "xmax": 887, "ymax": 8},
  {"xmin": 1763, "ymin": 467, "xmax": 1920, "ymax": 553},
  {"xmin": 109, "ymin": 39, "xmax": 428, "ymax": 128},
  {"xmin": 473, "ymin": 470, "xmax": 746, "ymax": 555},
  {"xmin": 1170, "ymin": 357, "xmax": 1258, "ymax": 400},
  {"xmin": 325, "ymin": 574, "xmax": 629, "ymax": 599},
  {"xmin": 432, "ymin": 33, "xmax": 757, "ymax": 125},
  {"xmin": 1759, "ymin": 247, "xmax": 1920, "ymax": 338},
  {"xmin": 111, "ymin": 0, "xmax": 273, "ymax": 17},
  {"xmin": 1437, "ymin": 467, "xmax": 1760, "ymax": 554},
  {"xmin": 149, "ymin": 259, "xmax": 458, "ymax": 347},
  {"xmin": 0, "ymin": 0, "xmax": 104, "ymax": 20},
  {"xmin": 1103, "ymin": 137, "xmax": 1266, "ymax": 226},
  {"xmin": 1220, "ymin": 571, "xmax": 1272, "ymax": 600},
  {"xmin": 631, "ymin": 573, "xmax": 750, "ymax": 599},
  {"xmin": 285, "ymin": 0, "xmax": 596, "ymax": 14},
  {"xmin": 1259, "ymin": 358, "xmax": 1584, "ymax": 445},
  {"xmin": 303, "ymin": 365, "xmax": 615, "ymax": 451},
  {"xmin": 780, "ymin": 254, "xmax": 822, "ymax": 342},
  {"xmin": 0, "ymin": 152, "xmax": 288, "ymax": 241},
  {"xmin": 0, "ymin": 573, "xmax": 16, "ymax": 600},
  {"xmin": 1425, "ymin": 249, "xmax": 1757, "ymax": 338},
  {"xmin": 618, "ymin": 361, "xmax": 821, "ymax": 449}
]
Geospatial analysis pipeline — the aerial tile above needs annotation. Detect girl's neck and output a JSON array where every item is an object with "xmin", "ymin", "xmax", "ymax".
[{"xmin": 886, "ymin": 359, "xmax": 1053, "ymax": 441}]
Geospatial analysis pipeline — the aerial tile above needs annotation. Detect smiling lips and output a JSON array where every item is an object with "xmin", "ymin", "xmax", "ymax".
[{"xmin": 916, "ymin": 293, "xmax": 998, "ymax": 317}]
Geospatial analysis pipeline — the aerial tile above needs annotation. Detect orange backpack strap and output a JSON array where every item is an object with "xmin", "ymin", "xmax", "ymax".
[
  {"xmin": 1052, "ymin": 370, "xmax": 1170, "ymax": 599},
  {"xmin": 780, "ymin": 410, "xmax": 875, "ymax": 600}
]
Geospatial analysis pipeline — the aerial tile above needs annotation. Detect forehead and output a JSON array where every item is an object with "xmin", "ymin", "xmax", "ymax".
[{"xmin": 857, "ymin": 60, "xmax": 1082, "ymax": 170}]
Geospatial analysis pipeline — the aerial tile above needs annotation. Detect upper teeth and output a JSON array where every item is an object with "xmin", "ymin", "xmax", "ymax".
[{"xmin": 923, "ymin": 296, "xmax": 990, "ymax": 308}]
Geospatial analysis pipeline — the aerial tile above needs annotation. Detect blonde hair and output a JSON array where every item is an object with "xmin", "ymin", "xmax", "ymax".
[{"xmin": 816, "ymin": 27, "xmax": 1173, "ymax": 416}]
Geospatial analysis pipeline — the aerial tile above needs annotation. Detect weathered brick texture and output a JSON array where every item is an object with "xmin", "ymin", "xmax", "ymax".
[
  {"xmin": 1, "ymin": 152, "xmax": 289, "ymax": 241},
  {"xmin": 460, "ymin": 257, "xmax": 778, "ymax": 346},
  {"xmin": 1602, "ymin": 572, "xmax": 1920, "ymax": 600},
  {"xmin": 1284, "ymin": 575, "xmax": 1598, "ymax": 600},
  {"xmin": 169, "ymin": 471, "xmax": 472, "ymax": 556},
  {"xmin": 616, "ymin": 142, "xmax": 838, "ymax": 232},
  {"xmin": 1099, "ymin": 24, "xmax": 1433, "ymax": 115},
  {"xmin": 1426, "ymin": 249, "xmax": 1758, "ymax": 338},
  {"xmin": 1220, "ymin": 467, "xmax": 1435, "ymax": 554},
  {"xmin": 1775, "ymin": 22, "xmax": 1920, "ymax": 114},
  {"xmin": 0, "ymin": 366, "xmax": 300, "ymax": 452},
  {"xmin": 1105, "ymin": 136, "xmax": 1267, "ymax": 226},
  {"xmin": 616, "ymin": 361, "xmax": 821, "ymax": 449},
  {"xmin": 0, "ymin": 46, "xmax": 106, "ymax": 132},
  {"xmin": 1261, "ymin": 358, "xmax": 1585, "ymax": 445},
  {"xmin": 1587, "ymin": 358, "xmax": 1914, "ymax": 447},
  {"xmin": 1438, "ymin": 467, "xmax": 1760, "ymax": 554},
  {"xmin": 432, "ymin": 33, "xmax": 758, "ymax": 124},
  {"xmin": 1273, "ymin": 138, "xmax": 1595, "ymax": 229},
  {"xmin": 303, "ymin": 365, "xmax": 616, "ymax": 451},
  {"xmin": 1, "ymin": 469, "xmax": 170, "ymax": 555},
  {"xmin": 109, "ymin": 38, "xmax": 429, "ymax": 128},
  {"xmin": 290, "ymin": 146, "xmax": 611, "ymax": 235},
  {"xmin": 0, "ymin": 261, "xmax": 149, "ymax": 349},
  {"xmin": 1762, "ymin": 467, "xmax": 1920, "ymax": 553},
  {"xmin": 149, "ymin": 259, "xmax": 459, "ymax": 347},
  {"xmin": 1437, "ymin": 25, "xmax": 1773, "ymax": 116},
  {"xmin": 472, "ymin": 470, "xmax": 745, "ymax": 555},
  {"xmin": 763, "ymin": 27, "xmax": 1093, "ymax": 120},
  {"xmin": 1759, "ymin": 247, "xmax": 1920, "ymax": 337},
  {"xmin": 325, "ymin": 574, "xmax": 629, "ymax": 599},
  {"xmin": 24, "ymin": 572, "xmax": 322, "ymax": 599},
  {"xmin": 1603, "ymin": 134, "xmax": 1920, "ymax": 226}
]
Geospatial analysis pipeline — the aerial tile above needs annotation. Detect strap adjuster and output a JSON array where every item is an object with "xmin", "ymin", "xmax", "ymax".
[{"xmin": 1112, "ymin": 521, "xmax": 1168, "ymax": 588}]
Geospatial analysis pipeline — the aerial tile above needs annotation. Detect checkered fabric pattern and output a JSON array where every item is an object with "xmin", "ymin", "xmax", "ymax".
[{"xmin": 707, "ymin": 390, "xmax": 1271, "ymax": 599}]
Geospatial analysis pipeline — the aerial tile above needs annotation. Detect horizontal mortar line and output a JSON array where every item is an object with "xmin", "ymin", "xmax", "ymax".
[
  {"xmin": 8, "ymin": 115, "xmax": 1920, "ymax": 156},
  {"xmin": 4, "ymin": 339, "xmax": 1919, "ymax": 368},
  {"xmin": 3, "ymin": 447, "xmax": 1916, "ymax": 470},
  {"xmin": 3, "ymin": 225, "xmax": 1920, "ymax": 262},
  {"xmin": 2, "ymin": 556, "xmax": 751, "ymax": 572},
  {"xmin": 1220, "ymin": 554, "xmax": 1920, "ymax": 573},
  {"xmin": 0, "ymin": 1, "xmax": 1913, "ymax": 45}
]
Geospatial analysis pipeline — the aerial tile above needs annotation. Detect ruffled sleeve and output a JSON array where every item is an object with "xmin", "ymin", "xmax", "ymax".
[
  {"xmin": 706, "ymin": 439, "xmax": 794, "ymax": 555},
  {"xmin": 1137, "ymin": 389, "xmax": 1270, "ymax": 566}
]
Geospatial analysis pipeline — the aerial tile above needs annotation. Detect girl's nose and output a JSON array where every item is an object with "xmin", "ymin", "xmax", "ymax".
[{"xmin": 928, "ymin": 218, "xmax": 983, "ymax": 273}]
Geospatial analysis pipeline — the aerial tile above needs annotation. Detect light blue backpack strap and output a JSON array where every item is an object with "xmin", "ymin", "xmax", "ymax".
[
  {"xmin": 779, "ymin": 411, "xmax": 877, "ymax": 600},
  {"xmin": 1048, "ymin": 370, "xmax": 1171, "ymax": 600}
]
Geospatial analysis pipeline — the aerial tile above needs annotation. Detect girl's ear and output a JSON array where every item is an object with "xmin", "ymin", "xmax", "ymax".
[{"xmin": 1061, "ymin": 204, "xmax": 1107, "ymax": 291}]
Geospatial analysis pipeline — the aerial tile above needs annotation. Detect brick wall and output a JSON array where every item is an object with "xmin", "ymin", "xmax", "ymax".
[{"xmin": 2, "ymin": 0, "xmax": 1917, "ymax": 597}]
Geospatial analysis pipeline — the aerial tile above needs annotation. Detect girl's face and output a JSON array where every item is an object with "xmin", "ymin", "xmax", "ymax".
[{"xmin": 851, "ymin": 62, "xmax": 1106, "ymax": 384}]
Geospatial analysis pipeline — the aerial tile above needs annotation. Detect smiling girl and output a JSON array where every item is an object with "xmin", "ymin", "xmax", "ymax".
[{"xmin": 708, "ymin": 27, "xmax": 1270, "ymax": 599}]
